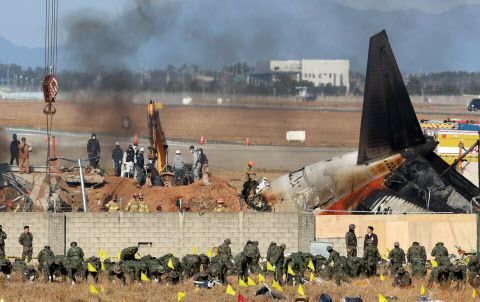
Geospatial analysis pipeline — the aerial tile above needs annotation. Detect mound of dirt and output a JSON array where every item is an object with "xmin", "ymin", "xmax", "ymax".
[{"xmin": 86, "ymin": 175, "xmax": 241, "ymax": 212}]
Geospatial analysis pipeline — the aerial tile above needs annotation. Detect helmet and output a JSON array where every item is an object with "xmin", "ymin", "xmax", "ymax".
[
  {"xmin": 189, "ymin": 145, "xmax": 195, "ymax": 150},
  {"xmin": 176, "ymin": 150, "xmax": 181, "ymax": 154},
  {"xmin": 12, "ymin": 134, "xmax": 17, "ymax": 139},
  {"xmin": 349, "ymin": 224, "xmax": 355, "ymax": 230},
  {"xmin": 91, "ymin": 133, "xmax": 96, "ymax": 138},
  {"xmin": 140, "ymin": 148, "xmax": 144, "ymax": 152},
  {"xmin": 280, "ymin": 244, "xmax": 286, "ymax": 249},
  {"xmin": 115, "ymin": 142, "xmax": 120, "ymax": 146},
  {"xmin": 394, "ymin": 242, "xmax": 400, "ymax": 247},
  {"xmin": 326, "ymin": 246, "xmax": 333, "ymax": 252},
  {"xmin": 71, "ymin": 242, "xmax": 77, "ymax": 247},
  {"xmin": 224, "ymin": 238, "xmax": 231, "ymax": 245},
  {"xmin": 397, "ymin": 267, "xmax": 405, "ymax": 274},
  {"xmin": 247, "ymin": 161, "xmax": 255, "ymax": 167}
]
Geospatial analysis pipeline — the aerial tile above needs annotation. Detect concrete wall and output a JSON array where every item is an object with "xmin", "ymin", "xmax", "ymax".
[
  {"xmin": 315, "ymin": 214, "xmax": 477, "ymax": 257},
  {"xmin": 0, "ymin": 212, "xmax": 315, "ymax": 258}
]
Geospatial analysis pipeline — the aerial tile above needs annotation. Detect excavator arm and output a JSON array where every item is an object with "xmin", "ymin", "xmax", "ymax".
[{"xmin": 147, "ymin": 100, "xmax": 168, "ymax": 172}]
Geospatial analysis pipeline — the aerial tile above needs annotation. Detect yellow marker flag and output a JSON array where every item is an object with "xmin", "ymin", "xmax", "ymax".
[
  {"xmin": 135, "ymin": 253, "xmax": 141, "ymax": 260},
  {"xmin": 247, "ymin": 277, "xmax": 256, "ymax": 286},
  {"xmin": 117, "ymin": 251, "xmax": 121, "ymax": 260},
  {"xmin": 99, "ymin": 249, "xmax": 107, "ymax": 259},
  {"xmin": 379, "ymin": 274, "xmax": 385, "ymax": 281},
  {"xmin": 239, "ymin": 278, "xmax": 248, "ymax": 287},
  {"xmin": 473, "ymin": 288, "xmax": 477, "ymax": 298},
  {"xmin": 101, "ymin": 261, "xmax": 105, "ymax": 271},
  {"xmin": 329, "ymin": 261, "xmax": 334, "ymax": 267},
  {"xmin": 89, "ymin": 284, "xmax": 99, "ymax": 296},
  {"xmin": 378, "ymin": 293, "xmax": 389, "ymax": 302},
  {"xmin": 258, "ymin": 273, "xmax": 265, "ymax": 283},
  {"xmin": 141, "ymin": 272, "xmax": 151, "ymax": 282},
  {"xmin": 309, "ymin": 272, "xmax": 315, "ymax": 282},
  {"xmin": 207, "ymin": 249, "xmax": 213, "ymax": 258},
  {"xmin": 308, "ymin": 259, "xmax": 315, "ymax": 271},
  {"xmin": 420, "ymin": 285, "xmax": 426, "ymax": 295},
  {"xmin": 0, "ymin": 299, "xmax": 4, "ymax": 302},
  {"xmin": 168, "ymin": 258, "xmax": 175, "ymax": 269},
  {"xmin": 226, "ymin": 284, "xmax": 236, "ymax": 296},
  {"xmin": 177, "ymin": 291, "xmax": 187, "ymax": 302},
  {"xmin": 267, "ymin": 261, "xmax": 275, "ymax": 272},
  {"xmin": 192, "ymin": 246, "xmax": 197, "ymax": 255},
  {"xmin": 87, "ymin": 262, "xmax": 97, "ymax": 273},
  {"xmin": 272, "ymin": 280, "xmax": 283, "ymax": 292},
  {"xmin": 298, "ymin": 284, "xmax": 305, "ymax": 296},
  {"xmin": 431, "ymin": 259, "xmax": 438, "ymax": 268},
  {"xmin": 287, "ymin": 266, "xmax": 295, "ymax": 276}
]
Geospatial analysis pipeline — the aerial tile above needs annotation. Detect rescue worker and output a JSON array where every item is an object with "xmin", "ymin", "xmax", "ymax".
[
  {"xmin": 243, "ymin": 240, "xmax": 261, "ymax": 273},
  {"xmin": 392, "ymin": 267, "xmax": 412, "ymax": 287},
  {"xmin": 189, "ymin": 146, "xmax": 201, "ymax": 182},
  {"xmin": 217, "ymin": 239, "xmax": 234, "ymax": 275},
  {"xmin": 66, "ymin": 242, "xmax": 85, "ymax": 284},
  {"xmin": 10, "ymin": 133, "xmax": 20, "ymax": 165},
  {"xmin": 146, "ymin": 162, "xmax": 163, "ymax": 186},
  {"xmin": 345, "ymin": 224, "xmax": 357, "ymax": 258},
  {"xmin": 0, "ymin": 225, "xmax": 7, "ymax": 254},
  {"xmin": 431, "ymin": 242, "xmax": 449, "ymax": 266},
  {"xmin": 241, "ymin": 161, "xmax": 257, "ymax": 206},
  {"xmin": 326, "ymin": 246, "xmax": 347, "ymax": 285},
  {"xmin": 125, "ymin": 193, "xmax": 140, "ymax": 212},
  {"xmin": 18, "ymin": 226, "xmax": 33, "ymax": 263},
  {"xmin": 285, "ymin": 251, "xmax": 306, "ymax": 285},
  {"xmin": 138, "ymin": 193, "xmax": 149, "ymax": 212},
  {"xmin": 135, "ymin": 148, "xmax": 146, "ymax": 188},
  {"xmin": 407, "ymin": 241, "xmax": 427, "ymax": 278},
  {"xmin": 271, "ymin": 243, "xmax": 286, "ymax": 284},
  {"xmin": 105, "ymin": 194, "xmax": 120, "ymax": 212},
  {"xmin": 266, "ymin": 242, "xmax": 277, "ymax": 265},
  {"xmin": 19, "ymin": 137, "xmax": 30, "ymax": 174},
  {"xmin": 112, "ymin": 142, "xmax": 123, "ymax": 177},
  {"xmin": 363, "ymin": 226, "xmax": 378, "ymax": 250},
  {"xmin": 194, "ymin": 148, "xmax": 208, "ymax": 182},
  {"xmin": 363, "ymin": 240, "xmax": 381, "ymax": 277},
  {"xmin": 388, "ymin": 242, "xmax": 405, "ymax": 275},
  {"xmin": 123, "ymin": 145, "xmax": 135, "ymax": 178},
  {"xmin": 172, "ymin": 150, "xmax": 186, "ymax": 185},
  {"xmin": 87, "ymin": 133, "xmax": 101, "ymax": 168}
]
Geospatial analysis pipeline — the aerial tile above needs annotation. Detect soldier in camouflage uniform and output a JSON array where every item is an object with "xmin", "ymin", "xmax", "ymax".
[
  {"xmin": 139, "ymin": 255, "xmax": 166, "ymax": 282},
  {"xmin": 217, "ymin": 239, "xmax": 234, "ymax": 274},
  {"xmin": 270, "ymin": 243, "xmax": 285, "ymax": 284},
  {"xmin": 363, "ymin": 240, "xmax": 381, "ymax": 277},
  {"xmin": 407, "ymin": 241, "xmax": 427, "ymax": 278},
  {"xmin": 83, "ymin": 256, "xmax": 101, "ymax": 283},
  {"xmin": 345, "ymin": 224, "xmax": 357, "ymax": 258},
  {"xmin": 449, "ymin": 264, "xmax": 467, "ymax": 290},
  {"xmin": 266, "ymin": 242, "xmax": 277, "ymax": 269},
  {"xmin": 182, "ymin": 254, "xmax": 201, "ymax": 277},
  {"xmin": 198, "ymin": 254, "xmax": 210, "ymax": 273},
  {"xmin": 285, "ymin": 252, "xmax": 306, "ymax": 285},
  {"xmin": 392, "ymin": 267, "xmax": 412, "ymax": 287},
  {"xmin": 120, "ymin": 246, "xmax": 140, "ymax": 284},
  {"xmin": 104, "ymin": 258, "xmax": 126, "ymax": 285},
  {"xmin": 388, "ymin": 242, "xmax": 405, "ymax": 275},
  {"xmin": 243, "ymin": 240, "xmax": 261, "ymax": 273},
  {"xmin": 347, "ymin": 256, "xmax": 365, "ymax": 277},
  {"xmin": 66, "ymin": 242, "xmax": 85, "ymax": 284},
  {"xmin": 0, "ymin": 250, "xmax": 12, "ymax": 280},
  {"xmin": 233, "ymin": 252, "xmax": 249, "ymax": 282},
  {"xmin": 467, "ymin": 255, "xmax": 480, "ymax": 288},
  {"xmin": 37, "ymin": 245, "xmax": 55, "ymax": 282},
  {"xmin": 0, "ymin": 225, "xmax": 7, "ymax": 254},
  {"xmin": 326, "ymin": 246, "xmax": 348, "ymax": 285},
  {"xmin": 427, "ymin": 264, "xmax": 450, "ymax": 288},
  {"xmin": 431, "ymin": 242, "xmax": 449, "ymax": 266},
  {"xmin": 13, "ymin": 259, "xmax": 38, "ymax": 281},
  {"xmin": 208, "ymin": 255, "xmax": 227, "ymax": 285},
  {"xmin": 18, "ymin": 226, "xmax": 33, "ymax": 263}
]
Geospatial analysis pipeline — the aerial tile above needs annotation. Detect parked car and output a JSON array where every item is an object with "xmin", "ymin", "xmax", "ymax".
[{"xmin": 467, "ymin": 98, "xmax": 480, "ymax": 111}]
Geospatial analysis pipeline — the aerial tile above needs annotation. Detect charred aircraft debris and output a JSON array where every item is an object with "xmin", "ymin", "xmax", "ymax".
[{"xmin": 262, "ymin": 30, "xmax": 480, "ymax": 214}]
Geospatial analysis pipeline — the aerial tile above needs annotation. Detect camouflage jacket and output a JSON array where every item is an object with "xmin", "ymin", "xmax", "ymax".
[
  {"xmin": 407, "ymin": 244, "xmax": 427, "ymax": 264},
  {"xmin": 345, "ymin": 230, "xmax": 357, "ymax": 248},
  {"xmin": 67, "ymin": 246, "xmax": 84, "ymax": 262},
  {"xmin": 389, "ymin": 247, "xmax": 405, "ymax": 265},
  {"xmin": 364, "ymin": 245, "xmax": 381, "ymax": 265},
  {"xmin": 19, "ymin": 232, "xmax": 33, "ymax": 248},
  {"xmin": 217, "ymin": 243, "xmax": 232, "ymax": 259}
]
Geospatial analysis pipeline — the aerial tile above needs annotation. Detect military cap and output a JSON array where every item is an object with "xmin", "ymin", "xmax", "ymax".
[
  {"xmin": 224, "ymin": 238, "xmax": 231, "ymax": 244},
  {"xmin": 280, "ymin": 243, "xmax": 286, "ymax": 249},
  {"xmin": 326, "ymin": 246, "xmax": 333, "ymax": 252},
  {"xmin": 70, "ymin": 242, "xmax": 77, "ymax": 247}
]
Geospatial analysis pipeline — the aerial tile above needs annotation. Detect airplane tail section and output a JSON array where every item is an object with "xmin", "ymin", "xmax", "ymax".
[{"xmin": 357, "ymin": 30, "xmax": 425, "ymax": 165}]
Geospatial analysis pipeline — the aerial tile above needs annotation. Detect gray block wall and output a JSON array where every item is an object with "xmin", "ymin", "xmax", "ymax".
[{"xmin": 0, "ymin": 212, "xmax": 315, "ymax": 258}]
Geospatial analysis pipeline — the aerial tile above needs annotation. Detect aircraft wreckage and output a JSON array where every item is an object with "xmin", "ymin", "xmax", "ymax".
[{"xmin": 262, "ymin": 30, "xmax": 480, "ymax": 214}]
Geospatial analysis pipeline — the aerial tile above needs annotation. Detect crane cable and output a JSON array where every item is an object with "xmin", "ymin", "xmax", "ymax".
[{"xmin": 43, "ymin": 0, "xmax": 59, "ymax": 207}]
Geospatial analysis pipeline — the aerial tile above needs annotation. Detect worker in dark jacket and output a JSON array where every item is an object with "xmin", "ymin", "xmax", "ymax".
[
  {"xmin": 135, "ymin": 148, "xmax": 146, "ymax": 187},
  {"xmin": 87, "ymin": 133, "xmax": 101, "ymax": 168},
  {"xmin": 146, "ymin": 163, "xmax": 163, "ymax": 186},
  {"xmin": 10, "ymin": 133, "xmax": 20, "ymax": 165},
  {"xmin": 111, "ymin": 142, "xmax": 123, "ymax": 176},
  {"xmin": 364, "ymin": 226, "xmax": 378, "ymax": 250}
]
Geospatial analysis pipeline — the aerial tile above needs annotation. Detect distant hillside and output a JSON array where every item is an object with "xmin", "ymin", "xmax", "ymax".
[{"xmin": 0, "ymin": 36, "xmax": 42, "ymax": 67}]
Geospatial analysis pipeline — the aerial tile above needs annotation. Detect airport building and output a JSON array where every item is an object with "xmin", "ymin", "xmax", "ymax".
[{"xmin": 253, "ymin": 59, "xmax": 350, "ymax": 91}]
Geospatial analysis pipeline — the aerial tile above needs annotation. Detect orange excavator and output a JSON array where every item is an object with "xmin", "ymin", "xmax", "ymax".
[{"xmin": 146, "ymin": 100, "xmax": 174, "ymax": 185}]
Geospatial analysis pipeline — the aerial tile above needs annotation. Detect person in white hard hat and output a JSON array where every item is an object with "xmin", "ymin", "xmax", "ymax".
[{"xmin": 172, "ymin": 150, "xmax": 186, "ymax": 185}]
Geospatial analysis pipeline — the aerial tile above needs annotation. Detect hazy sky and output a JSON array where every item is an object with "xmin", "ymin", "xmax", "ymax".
[{"xmin": 1, "ymin": 0, "xmax": 479, "ymax": 48}]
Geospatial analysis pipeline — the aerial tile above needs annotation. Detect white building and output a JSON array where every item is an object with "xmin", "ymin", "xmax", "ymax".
[{"xmin": 254, "ymin": 59, "xmax": 350, "ymax": 91}]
